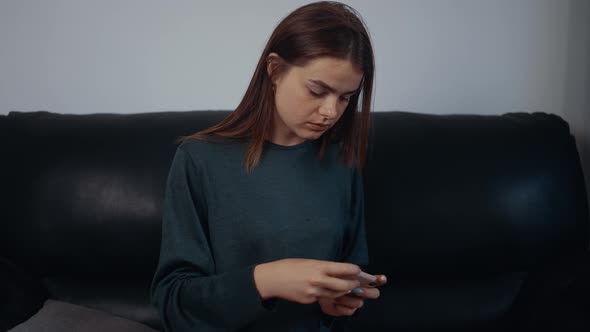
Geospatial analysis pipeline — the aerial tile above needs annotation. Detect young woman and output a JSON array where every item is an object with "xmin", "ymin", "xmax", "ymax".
[{"xmin": 151, "ymin": 2, "xmax": 386, "ymax": 331}]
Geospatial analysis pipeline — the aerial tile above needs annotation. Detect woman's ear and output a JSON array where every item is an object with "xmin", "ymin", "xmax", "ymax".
[{"xmin": 266, "ymin": 52, "xmax": 284, "ymax": 85}]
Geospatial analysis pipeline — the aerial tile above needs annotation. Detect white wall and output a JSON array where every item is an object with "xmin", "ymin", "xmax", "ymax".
[
  {"xmin": 0, "ymin": 0, "xmax": 586, "ymax": 115},
  {"xmin": 1, "ymin": 0, "xmax": 589, "ymax": 201}
]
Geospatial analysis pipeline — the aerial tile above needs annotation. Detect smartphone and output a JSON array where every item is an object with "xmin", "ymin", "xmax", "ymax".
[{"xmin": 358, "ymin": 271, "xmax": 378, "ymax": 287}]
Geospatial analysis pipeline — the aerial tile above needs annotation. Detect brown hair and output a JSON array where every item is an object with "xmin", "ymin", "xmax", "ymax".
[{"xmin": 180, "ymin": 1, "xmax": 374, "ymax": 172}]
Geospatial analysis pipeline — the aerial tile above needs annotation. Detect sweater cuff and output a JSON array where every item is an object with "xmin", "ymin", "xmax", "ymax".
[
  {"xmin": 233, "ymin": 265, "xmax": 277, "ymax": 316},
  {"xmin": 248, "ymin": 264, "xmax": 278, "ymax": 312},
  {"xmin": 321, "ymin": 313, "xmax": 337, "ymax": 328},
  {"xmin": 182, "ymin": 265, "xmax": 275, "ymax": 329},
  {"xmin": 321, "ymin": 299, "xmax": 367, "ymax": 329}
]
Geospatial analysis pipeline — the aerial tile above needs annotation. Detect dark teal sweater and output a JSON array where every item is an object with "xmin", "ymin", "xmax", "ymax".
[{"xmin": 150, "ymin": 137, "xmax": 368, "ymax": 332}]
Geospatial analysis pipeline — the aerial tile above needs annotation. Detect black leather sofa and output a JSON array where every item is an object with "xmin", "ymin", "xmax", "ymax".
[{"xmin": 1, "ymin": 110, "xmax": 588, "ymax": 331}]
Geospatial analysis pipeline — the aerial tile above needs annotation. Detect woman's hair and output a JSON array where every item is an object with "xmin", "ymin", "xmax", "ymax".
[{"xmin": 180, "ymin": 1, "xmax": 374, "ymax": 172}]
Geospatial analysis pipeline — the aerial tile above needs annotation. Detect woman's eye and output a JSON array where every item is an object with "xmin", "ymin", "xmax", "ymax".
[
  {"xmin": 308, "ymin": 88, "xmax": 350, "ymax": 102},
  {"xmin": 309, "ymin": 89, "xmax": 324, "ymax": 97}
]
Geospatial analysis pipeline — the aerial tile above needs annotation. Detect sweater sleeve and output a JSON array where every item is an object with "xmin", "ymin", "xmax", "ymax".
[
  {"xmin": 340, "ymin": 166, "xmax": 369, "ymax": 267},
  {"xmin": 322, "ymin": 166, "xmax": 370, "ymax": 329},
  {"xmin": 150, "ymin": 146, "xmax": 271, "ymax": 332}
]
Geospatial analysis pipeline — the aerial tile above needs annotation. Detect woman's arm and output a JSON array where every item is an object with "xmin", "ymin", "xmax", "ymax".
[{"xmin": 150, "ymin": 147, "xmax": 270, "ymax": 331}]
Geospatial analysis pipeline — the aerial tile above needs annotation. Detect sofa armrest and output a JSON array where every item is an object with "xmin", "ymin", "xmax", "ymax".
[{"xmin": 0, "ymin": 257, "xmax": 47, "ymax": 331}]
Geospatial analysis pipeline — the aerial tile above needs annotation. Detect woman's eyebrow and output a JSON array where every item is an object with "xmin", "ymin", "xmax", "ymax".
[{"xmin": 308, "ymin": 79, "xmax": 359, "ymax": 95}]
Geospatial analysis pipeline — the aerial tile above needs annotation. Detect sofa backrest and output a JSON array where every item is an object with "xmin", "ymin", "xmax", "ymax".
[
  {"xmin": 1, "ymin": 110, "xmax": 588, "ymax": 331},
  {"xmin": 0, "ymin": 111, "xmax": 228, "ymax": 330},
  {"xmin": 354, "ymin": 112, "xmax": 589, "ymax": 330}
]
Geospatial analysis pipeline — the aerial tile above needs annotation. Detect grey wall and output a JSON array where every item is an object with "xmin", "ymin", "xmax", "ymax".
[
  {"xmin": 1, "ymin": 0, "xmax": 589, "ymax": 201},
  {"xmin": 563, "ymin": 0, "xmax": 590, "ymax": 211}
]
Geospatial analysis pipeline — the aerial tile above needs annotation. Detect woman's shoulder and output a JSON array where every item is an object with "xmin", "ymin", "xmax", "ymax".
[{"xmin": 178, "ymin": 135, "xmax": 247, "ymax": 162}]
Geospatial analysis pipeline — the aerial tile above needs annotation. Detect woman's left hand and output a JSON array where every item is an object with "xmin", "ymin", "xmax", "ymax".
[{"xmin": 318, "ymin": 274, "xmax": 386, "ymax": 317}]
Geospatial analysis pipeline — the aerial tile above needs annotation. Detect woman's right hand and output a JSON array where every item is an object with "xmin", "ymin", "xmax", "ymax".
[{"xmin": 253, "ymin": 258, "xmax": 361, "ymax": 304}]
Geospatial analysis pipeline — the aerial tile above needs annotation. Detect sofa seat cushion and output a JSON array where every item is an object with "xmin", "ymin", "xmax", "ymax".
[{"xmin": 9, "ymin": 299, "xmax": 158, "ymax": 332}]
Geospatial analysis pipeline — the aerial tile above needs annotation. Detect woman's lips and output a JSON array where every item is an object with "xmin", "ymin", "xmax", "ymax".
[{"xmin": 307, "ymin": 122, "xmax": 329, "ymax": 131}]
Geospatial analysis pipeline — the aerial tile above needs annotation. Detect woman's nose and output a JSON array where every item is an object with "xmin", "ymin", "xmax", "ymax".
[{"xmin": 318, "ymin": 97, "xmax": 338, "ymax": 120}]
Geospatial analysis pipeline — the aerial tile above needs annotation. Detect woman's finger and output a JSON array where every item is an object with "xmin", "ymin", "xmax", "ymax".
[
  {"xmin": 323, "ymin": 262, "xmax": 361, "ymax": 278},
  {"xmin": 333, "ymin": 303, "xmax": 357, "ymax": 316},
  {"xmin": 351, "ymin": 287, "xmax": 380, "ymax": 299},
  {"xmin": 374, "ymin": 274, "xmax": 387, "ymax": 286},
  {"xmin": 310, "ymin": 275, "xmax": 360, "ymax": 292},
  {"xmin": 313, "ymin": 287, "xmax": 354, "ymax": 299},
  {"xmin": 334, "ymin": 294, "xmax": 364, "ymax": 308}
]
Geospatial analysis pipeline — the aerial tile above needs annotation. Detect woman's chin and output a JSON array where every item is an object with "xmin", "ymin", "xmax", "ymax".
[
  {"xmin": 300, "ymin": 127, "xmax": 327, "ymax": 140},
  {"xmin": 298, "ymin": 131, "xmax": 323, "ymax": 141}
]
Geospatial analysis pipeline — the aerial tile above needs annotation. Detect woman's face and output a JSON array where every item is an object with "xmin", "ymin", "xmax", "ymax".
[{"xmin": 268, "ymin": 54, "xmax": 363, "ymax": 146}]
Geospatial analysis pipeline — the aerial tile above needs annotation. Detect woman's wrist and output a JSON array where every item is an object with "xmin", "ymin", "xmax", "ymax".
[{"xmin": 254, "ymin": 262, "xmax": 275, "ymax": 300}]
